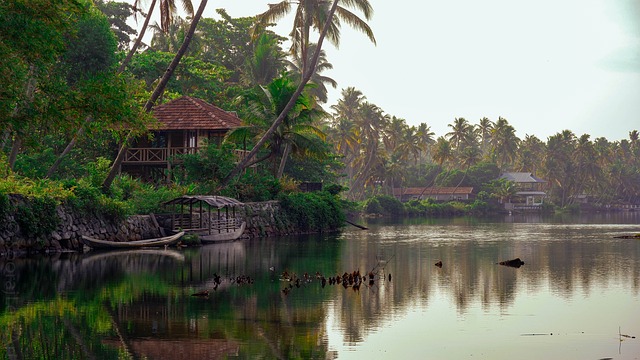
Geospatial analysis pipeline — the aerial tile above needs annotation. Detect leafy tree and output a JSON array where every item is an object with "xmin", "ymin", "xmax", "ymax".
[{"xmin": 94, "ymin": 0, "xmax": 138, "ymax": 50}]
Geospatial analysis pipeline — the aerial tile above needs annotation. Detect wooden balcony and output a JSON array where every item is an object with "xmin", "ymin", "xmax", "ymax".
[{"xmin": 123, "ymin": 147, "xmax": 252, "ymax": 165}]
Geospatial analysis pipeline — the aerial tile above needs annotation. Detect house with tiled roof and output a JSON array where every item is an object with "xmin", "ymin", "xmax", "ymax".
[
  {"xmin": 122, "ymin": 96, "xmax": 244, "ymax": 180},
  {"xmin": 498, "ymin": 172, "xmax": 548, "ymax": 210},
  {"xmin": 392, "ymin": 187, "xmax": 475, "ymax": 202}
]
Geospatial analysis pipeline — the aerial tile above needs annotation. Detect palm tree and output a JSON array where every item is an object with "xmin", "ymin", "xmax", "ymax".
[
  {"xmin": 415, "ymin": 122, "xmax": 435, "ymax": 162},
  {"xmin": 515, "ymin": 134, "xmax": 544, "ymax": 173},
  {"xmin": 490, "ymin": 117, "xmax": 520, "ymax": 170},
  {"xmin": 572, "ymin": 134, "xmax": 601, "ymax": 199},
  {"xmin": 287, "ymin": 43, "xmax": 337, "ymax": 103},
  {"xmin": 253, "ymin": 0, "xmax": 375, "ymax": 74},
  {"xmin": 119, "ymin": 0, "xmax": 194, "ymax": 73},
  {"xmin": 475, "ymin": 117, "xmax": 493, "ymax": 156},
  {"xmin": 432, "ymin": 137, "xmax": 453, "ymax": 167},
  {"xmin": 446, "ymin": 117, "xmax": 472, "ymax": 151},
  {"xmin": 243, "ymin": 32, "xmax": 288, "ymax": 86},
  {"xmin": 331, "ymin": 87, "xmax": 366, "ymax": 125},
  {"xmin": 227, "ymin": 74, "xmax": 327, "ymax": 178},
  {"xmin": 218, "ymin": 0, "xmax": 347, "ymax": 189}
]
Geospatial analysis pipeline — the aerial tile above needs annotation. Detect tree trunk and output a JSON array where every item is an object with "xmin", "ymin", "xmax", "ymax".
[
  {"xmin": 118, "ymin": 0, "xmax": 156, "ymax": 73},
  {"xmin": 276, "ymin": 143, "xmax": 291, "ymax": 179},
  {"xmin": 8, "ymin": 65, "xmax": 37, "ymax": 170},
  {"xmin": 101, "ymin": 0, "xmax": 209, "ymax": 193},
  {"xmin": 217, "ymin": 0, "xmax": 341, "ymax": 191}
]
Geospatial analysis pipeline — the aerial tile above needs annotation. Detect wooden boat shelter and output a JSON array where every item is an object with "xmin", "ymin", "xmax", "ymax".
[{"xmin": 164, "ymin": 195, "xmax": 245, "ymax": 240}]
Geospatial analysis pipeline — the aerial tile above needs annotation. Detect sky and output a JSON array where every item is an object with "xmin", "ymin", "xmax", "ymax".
[{"xmin": 130, "ymin": 0, "xmax": 640, "ymax": 141}]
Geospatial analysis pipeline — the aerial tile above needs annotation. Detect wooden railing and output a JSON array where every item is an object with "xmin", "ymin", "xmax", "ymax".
[{"xmin": 123, "ymin": 147, "xmax": 251, "ymax": 165}]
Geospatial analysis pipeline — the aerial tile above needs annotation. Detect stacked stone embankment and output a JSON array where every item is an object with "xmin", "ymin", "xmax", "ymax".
[{"xmin": 0, "ymin": 196, "xmax": 302, "ymax": 255}]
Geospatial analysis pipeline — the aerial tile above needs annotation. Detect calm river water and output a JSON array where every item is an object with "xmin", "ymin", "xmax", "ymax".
[{"xmin": 2, "ymin": 213, "xmax": 640, "ymax": 359}]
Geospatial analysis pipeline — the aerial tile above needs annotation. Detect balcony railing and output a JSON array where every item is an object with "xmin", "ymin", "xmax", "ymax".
[{"xmin": 123, "ymin": 147, "xmax": 252, "ymax": 165}]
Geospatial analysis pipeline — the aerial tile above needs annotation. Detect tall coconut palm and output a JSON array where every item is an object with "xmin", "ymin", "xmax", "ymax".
[
  {"xmin": 446, "ymin": 117, "xmax": 472, "ymax": 151},
  {"xmin": 287, "ymin": 43, "xmax": 337, "ymax": 103},
  {"xmin": 416, "ymin": 122, "xmax": 435, "ymax": 162},
  {"xmin": 226, "ymin": 74, "xmax": 327, "ymax": 178},
  {"xmin": 432, "ymin": 137, "xmax": 453, "ymax": 167},
  {"xmin": 475, "ymin": 117, "xmax": 493, "ymax": 157},
  {"xmin": 218, "ymin": 0, "xmax": 345, "ymax": 189},
  {"xmin": 490, "ymin": 117, "xmax": 520, "ymax": 170},
  {"xmin": 253, "ymin": 0, "xmax": 375, "ymax": 74},
  {"xmin": 243, "ymin": 32, "xmax": 288, "ymax": 86},
  {"xmin": 515, "ymin": 134, "xmax": 544, "ymax": 173},
  {"xmin": 119, "ymin": 0, "xmax": 194, "ymax": 73},
  {"xmin": 331, "ymin": 87, "xmax": 366, "ymax": 125},
  {"xmin": 573, "ymin": 134, "xmax": 601, "ymax": 199}
]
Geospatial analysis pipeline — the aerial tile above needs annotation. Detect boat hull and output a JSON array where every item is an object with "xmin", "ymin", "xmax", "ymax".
[
  {"xmin": 199, "ymin": 222, "xmax": 246, "ymax": 243},
  {"xmin": 81, "ymin": 231, "xmax": 185, "ymax": 250}
]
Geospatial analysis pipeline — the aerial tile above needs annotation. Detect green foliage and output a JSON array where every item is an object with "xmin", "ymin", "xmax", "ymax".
[
  {"xmin": 278, "ymin": 191, "xmax": 345, "ymax": 232},
  {"xmin": 364, "ymin": 195, "xmax": 404, "ymax": 216},
  {"xmin": 62, "ymin": 6, "xmax": 118, "ymax": 84},
  {"xmin": 15, "ymin": 197, "xmax": 60, "ymax": 239},
  {"xmin": 180, "ymin": 141, "xmax": 236, "ymax": 184},
  {"xmin": 112, "ymin": 175, "xmax": 185, "ymax": 214},
  {"xmin": 363, "ymin": 197, "xmax": 382, "ymax": 214},
  {"xmin": 64, "ymin": 179, "xmax": 129, "ymax": 220},
  {"xmin": 227, "ymin": 172, "xmax": 282, "ymax": 202}
]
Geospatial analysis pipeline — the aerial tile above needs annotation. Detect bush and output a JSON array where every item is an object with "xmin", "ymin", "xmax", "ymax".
[
  {"xmin": 364, "ymin": 197, "xmax": 382, "ymax": 214},
  {"xmin": 363, "ymin": 195, "xmax": 404, "ymax": 216},
  {"xmin": 278, "ymin": 191, "xmax": 345, "ymax": 232},
  {"xmin": 15, "ymin": 197, "xmax": 60, "ymax": 239}
]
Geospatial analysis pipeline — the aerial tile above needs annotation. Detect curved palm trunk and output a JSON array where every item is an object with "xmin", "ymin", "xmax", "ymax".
[
  {"xmin": 47, "ymin": 0, "xmax": 157, "ymax": 178},
  {"xmin": 118, "ymin": 0, "xmax": 157, "ymax": 73},
  {"xmin": 276, "ymin": 143, "xmax": 291, "ymax": 179},
  {"xmin": 102, "ymin": 0, "xmax": 208, "ymax": 193},
  {"xmin": 217, "ymin": 0, "xmax": 340, "ymax": 191}
]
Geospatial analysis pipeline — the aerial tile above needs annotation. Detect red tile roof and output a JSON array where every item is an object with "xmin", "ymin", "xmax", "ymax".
[
  {"xmin": 392, "ymin": 187, "xmax": 474, "ymax": 196},
  {"xmin": 150, "ymin": 96, "xmax": 242, "ymax": 130}
]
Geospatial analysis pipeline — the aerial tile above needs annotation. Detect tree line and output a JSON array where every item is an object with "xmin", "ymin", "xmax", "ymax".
[{"xmin": 1, "ymin": 0, "xmax": 638, "ymax": 211}]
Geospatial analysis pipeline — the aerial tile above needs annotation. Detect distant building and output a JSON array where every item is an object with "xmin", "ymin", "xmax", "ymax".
[
  {"xmin": 392, "ymin": 187, "xmax": 475, "ymax": 202},
  {"xmin": 499, "ymin": 172, "xmax": 548, "ymax": 210}
]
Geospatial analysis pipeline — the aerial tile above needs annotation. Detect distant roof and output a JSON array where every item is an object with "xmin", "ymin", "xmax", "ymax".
[
  {"xmin": 499, "ymin": 172, "xmax": 547, "ymax": 183},
  {"xmin": 150, "ymin": 96, "xmax": 242, "ymax": 131},
  {"xmin": 392, "ymin": 187, "xmax": 474, "ymax": 196}
]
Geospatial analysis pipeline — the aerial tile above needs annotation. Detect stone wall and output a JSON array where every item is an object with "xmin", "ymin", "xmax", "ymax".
[{"xmin": 0, "ymin": 196, "xmax": 304, "ymax": 255}]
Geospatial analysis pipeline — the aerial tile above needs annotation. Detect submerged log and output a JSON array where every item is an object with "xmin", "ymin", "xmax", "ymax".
[
  {"xmin": 498, "ymin": 257, "xmax": 525, "ymax": 268},
  {"xmin": 613, "ymin": 234, "xmax": 640, "ymax": 239}
]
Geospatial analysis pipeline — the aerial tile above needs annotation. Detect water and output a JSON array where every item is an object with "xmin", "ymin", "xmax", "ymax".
[{"xmin": 1, "ymin": 213, "xmax": 639, "ymax": 359}]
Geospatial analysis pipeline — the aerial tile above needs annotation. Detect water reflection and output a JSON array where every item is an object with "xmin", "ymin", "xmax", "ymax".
[{"xmin": 1, "ymin": 214, "xmax": 639, "ymax": 359}]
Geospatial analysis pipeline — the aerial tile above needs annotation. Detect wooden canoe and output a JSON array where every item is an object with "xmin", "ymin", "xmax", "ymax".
[{"xmin": 81, "ymin": 231, "xmax": 185, "ymax": 250}]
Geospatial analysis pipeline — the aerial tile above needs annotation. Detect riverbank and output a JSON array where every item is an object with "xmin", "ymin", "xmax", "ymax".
[{"xmin": 0, "ymin": 192, "xmax": 345, "ymax": 256}]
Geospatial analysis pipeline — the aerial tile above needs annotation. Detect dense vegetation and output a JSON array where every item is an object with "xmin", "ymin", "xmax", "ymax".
[{"xmin": 1, "ymin": 0, "xmax": 638, "ymax": 221}]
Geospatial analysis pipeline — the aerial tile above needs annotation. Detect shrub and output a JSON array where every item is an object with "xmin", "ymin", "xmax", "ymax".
[
  {"xmin": 15, "ymin": 197, "xmax": 60, "ymax": 239},
  {"xmin": 278, "ymin": 191, "xmax": 345, "ymax": 232},
  {"xmin": 363, "ymin": 197, "xmax": 382, "ymax": 214},
  {"xmin": 363, "ymin": 195, "xmax": 404, "ymax": 216}
]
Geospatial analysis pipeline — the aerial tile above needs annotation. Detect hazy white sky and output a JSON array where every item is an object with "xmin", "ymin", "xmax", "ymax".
[{"xmin": 133, "ymin": 0, "xmax": 640, "ymax": 141}]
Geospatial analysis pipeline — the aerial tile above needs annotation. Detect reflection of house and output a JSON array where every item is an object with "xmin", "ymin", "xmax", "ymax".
[
  {"xmin": 499, "ymin": 172, "xmax": 547, "ymax": 210},
  {"xmin": 392, "ymin": 187, "xmax": 474, "ymax": 202},
  {"xmin": 122, "ymin": 96, "xmax": 245, "ymax": 180}
]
